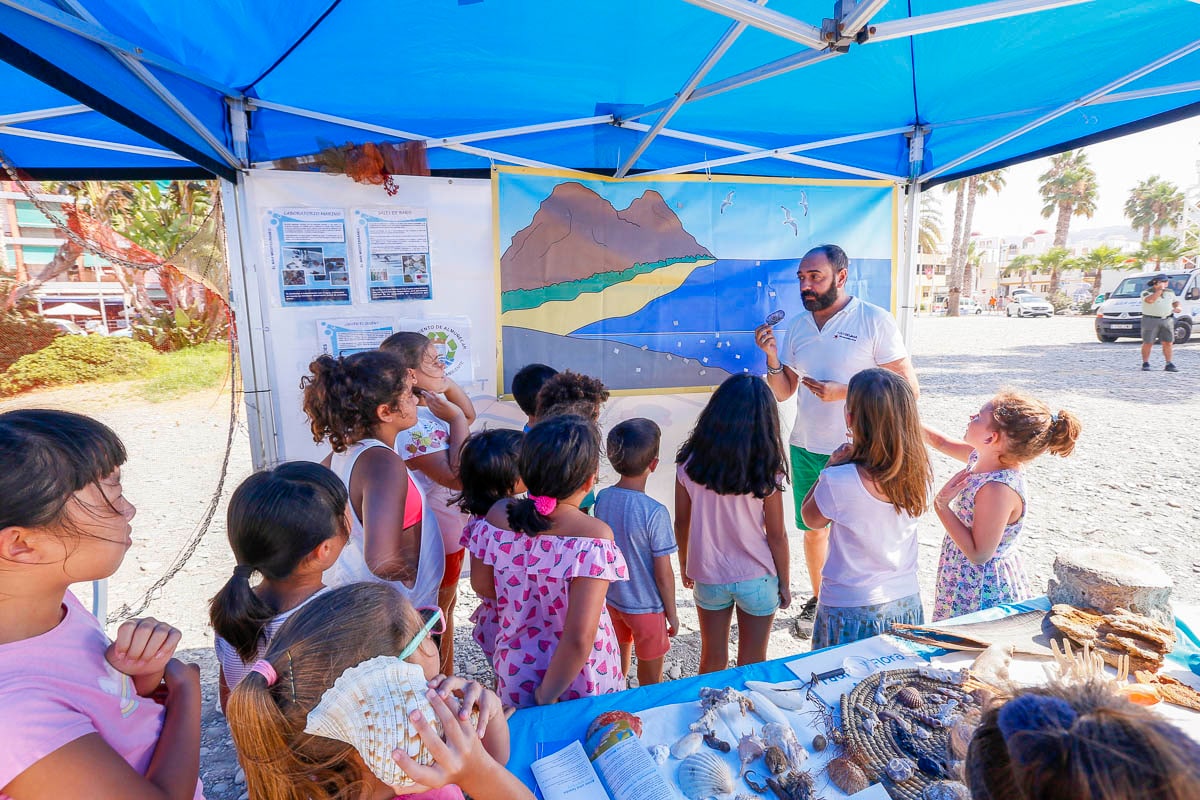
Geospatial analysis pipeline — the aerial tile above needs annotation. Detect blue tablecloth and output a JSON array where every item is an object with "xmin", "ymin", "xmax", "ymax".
[{"xmin": 505, "ymin": 596, "xmax": 1200, "ymax": 792}]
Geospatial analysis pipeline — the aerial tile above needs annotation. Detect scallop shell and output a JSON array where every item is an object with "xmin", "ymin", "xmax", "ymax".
[
  {"xmin": 886, "ymin": 757, "xmax": 916, "ymax": 782},
  {"xmin": 303, "ymin": 656, "xmax": 442, "ymax": 787},
  {"xmin": 678, "ymin": 750, "xmax": 734, "ymax": 800},
  {"xmin": 922, "ymin": 780, "xmax": 971, "ymax": 800},
  {"xmin": 671, "ymin": 731, "xmax": 704, "ymax": 759},
  {"xmin": 827, "ymin": 756, "xmax": 870, "ymax": 795},
  {"xmin": 895, "ymin": 685, "xmax": 924, "ymax": 709}
]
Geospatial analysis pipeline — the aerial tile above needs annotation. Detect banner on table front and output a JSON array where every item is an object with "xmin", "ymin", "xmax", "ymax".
[{"xmin": 494, "ymin": 167, "xmax": 898, "ymax": 394}]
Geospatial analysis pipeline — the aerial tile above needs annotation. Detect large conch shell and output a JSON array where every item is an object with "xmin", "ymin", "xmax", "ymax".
[
  {"xmin": 304, "ymin": 656, "xmax": 443, "ymax": 787},
  {"xmin": 677, "ymin": 750, "xmax": 735, "ymax": 800}
]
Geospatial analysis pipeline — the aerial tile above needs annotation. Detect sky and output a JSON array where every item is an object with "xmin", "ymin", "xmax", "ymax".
[{"xmin": 949, "ymin": 116, "xmax": 1200, "ymax": 239}]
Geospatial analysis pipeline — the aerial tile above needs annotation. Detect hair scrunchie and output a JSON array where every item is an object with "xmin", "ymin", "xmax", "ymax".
[
  {"xmin": 250, "ymin": 659, "xmax": 278, "ymax": 686},
  {"xmin": 997, "ymin": 694, "xmax": 1077, "ymax": 767},
  {"xmin": 233, "ymin": 563, "xmax": 255, "ymax": 579},
  {"xmin": 530, "ymin": 495, "xmax": 558, "ymax": 515}
]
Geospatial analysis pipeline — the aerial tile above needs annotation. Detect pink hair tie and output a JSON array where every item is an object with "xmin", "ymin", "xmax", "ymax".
[
  {"xmin": 250, "ymin": 660, "xmax": 278, "ymax": 686},
  {"xmin": 530, "ymin": 495, "xmax": 558, "ymax": 515}
]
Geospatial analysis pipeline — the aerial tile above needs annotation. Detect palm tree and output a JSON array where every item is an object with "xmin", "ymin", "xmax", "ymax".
[
  {"xmin": 918, "ymin": 195, "xmax": 943, "ymax": 254},
  {"xmin": 1037, "ymin": 247, "xmax": 1073, "ymax": 296},
  {"xmin": 1038, "ymin": 150, "xmax": 1098, "ymax": 293},
  {"xmin": 943, "ymin": 169, "xmax": 1007, "ymax": 316},
  {"xmin": 1135, "ymin": 236, "xmax": 1190, "ymax": 271},
  {"xmin": 1078, "ymin": 245, "xmax": 1130, "ymax": 293},
  {"xmin": 1125, "ymin": 177, "xmax": 1158, "ymax": 242},
  {"xmin": 1125, "ymin": 177, "xmax": 1185, "ymax": 242},
  {"xmin": 943, "ymin": 178, "xmax": 967, "ymax": 311},
  {"xmin": 963, "ymin": 241, "xmax": 982, "ymax": 297},
  {"xmin": 1003, "ymin": 254, "xmax": 1035, "ymax": 287}
]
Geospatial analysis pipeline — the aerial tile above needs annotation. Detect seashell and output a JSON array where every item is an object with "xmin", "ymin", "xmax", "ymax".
[
  {"xmin": 827, "ymin": 756, "xmax": 870, "ymax": 795},
  {"xmin": 886, "ymin": 757, "xmax": 916, "ymax": 782},
  {"xmin": 762, "ymin": 722, "xmax": 807, "ymax": 771},
  {"xmin": 948, "ymin": 719, "xmax": 975, "ymax": 761},
  {"xmin": 895, "ymin": 685, "xmax": 924, "ymax": 709},
  {"xmin": 737, "ymin": 733, "xmax": 765, "ymax": 777},
  {"xmin": 303, "ymin": 656, "xmax": 446, "ymax": 788},
  {"xmin": 648, "ymin": 744, "xmax": 669, "ymax": 765},
  {"xmin": 917, "ymin": 664, "xmax": 969, "ymax": 685},
  {"xmin": 811, "ymin": 734, "xmax": 827, "ymax": 752},
  {"xmin": 878, "ymin": 709, "xmax": 911, "ymax": 732},
  {"xmin": 671, "ymin": 731, "xmax": 704, "ymax": 759},
  {"xmin": 677, "ymin": 750, "xmax": 734, "ymax": 800},
  {"xmin": 922, "ymin": 780, "xmax": 971, "ymax": 800},
  {"xmin": 765, "ymin": 744, "xmax": 788, "ymax": 774},
  {"xmin": 745, "ymin": 689, "xmax": 789, "ymax": 726},
  {"xmin": 744, "ymin": 680, "xmax": 807, "ymax": 711},
  {"xmin": 703, "ymin": 731, "xmax": 731, "ymax": 752},
  {"xmin": 861, "ymin": 717, "xmax": 878, "ymax": 736},
  {"xmin": 771, "ymin": 769, "xmax": 817, "ymax": 800}
]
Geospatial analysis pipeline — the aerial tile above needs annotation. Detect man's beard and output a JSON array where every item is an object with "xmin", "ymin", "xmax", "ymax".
[{"xmin": 801, "ymin": 283, "xmax": 839, "ymax": 311}]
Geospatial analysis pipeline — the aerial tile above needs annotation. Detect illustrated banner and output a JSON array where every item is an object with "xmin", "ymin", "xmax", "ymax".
[{"xmin": 494, "ymin": 168, "xmax": 898, "ymax": 393}]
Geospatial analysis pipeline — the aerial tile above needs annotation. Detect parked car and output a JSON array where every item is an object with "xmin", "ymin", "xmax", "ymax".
[
  {"xmin": 46, "ymin": 318, "xmax": 88, "ymax": 335},
  {"xmin": 1006, "ymin": 294, "xmax": 1054, "ymax": 318},
  {"xmin": 958, "ymin": 298, "xmax": 983, "ymax": 315},
  {"xmin": 1094, "ymin": 269, "xmax": 1199, "ymax": 344}
]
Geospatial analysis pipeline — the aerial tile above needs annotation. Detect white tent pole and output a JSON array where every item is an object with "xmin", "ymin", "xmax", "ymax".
[
  {"xmin": 873, "ymin": 0, "xmax": 1092, "ymax": 42},
  {"xmin": 679, "ymin": 0, "xmax": 826, "ymax": 49},
  {"xmin": 433, "ymin": 116, "xmax": 614, "ymax": 148},
  {"xmin": 920, "ymin": 37, "xmax": 1200, "ymax": 182},
  {"xmin": 622, "ymin": 49, "xmax": 839, "ymax": 123},
  {"xmin": 247, "ymin": 100, "xmax": 569, "ymax": 170},
  {"xmin": 0, "ymin": 105, "xmax": 89, "ymax": 125},
  {"xmin": 615, "ymin": 0, "xmax": 764, "ymax": 178},
  {"xmin": 221, "ymin": 178, "xmax": 277, "ymax": 470},
  {"xmin": 899, "ymin": 182, "xmax": 921, "ymax": 344},
  {"xmin": 0, "ymin": 125, "xmax": 189, "ymax": 159},
  {"xmin": 52, "ymin": 0, "xmax": 243, "ymax": 170},
  {"xmin": 838, "ymin": 0, "xmax": 890, "ymax": 41},
  {"xmin": 1090, "ymin": 81, "xmax": 1200, "ymax": 105},
  {"xmin": 0, "ymin": 0, "xmax": 240, "ymax": 96}
]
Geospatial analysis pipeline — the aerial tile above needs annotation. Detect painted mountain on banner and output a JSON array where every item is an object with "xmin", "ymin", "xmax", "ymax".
[{"xmin": 500, "ymin": 182, "xmax": 712, "ymax": 293}]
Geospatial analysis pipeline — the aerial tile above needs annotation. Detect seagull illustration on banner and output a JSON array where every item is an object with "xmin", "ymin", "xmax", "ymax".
[
  {"xmin": 720, "ymin": 190, "xmax": 735, "ymax": 214},
  {"xmin": 780, "ymin": 205, "xmax": 798, "ymax": 236},
  {"xmin": 799, "ymin": 190, "xmax": 809, "ymax": 217}
]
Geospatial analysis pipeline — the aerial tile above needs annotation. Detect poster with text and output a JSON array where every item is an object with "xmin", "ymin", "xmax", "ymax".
[
  {"xmin": 495, "ymin": 168, "xmax": 897, "ymax": 393},
  {"xmin": 398, "ymin": 317, "xmax": 473, "ymax": 381},
  {"xmin": 354, "ymin": 207, "xmax": 433, "ymax": 301},
  {"xmin": 264, "ymin": 207, "xmax": 351, "ymax": 306},
  {"xmin": 318, "ymin": 318, "xmax": 396, "ymax": 357}
]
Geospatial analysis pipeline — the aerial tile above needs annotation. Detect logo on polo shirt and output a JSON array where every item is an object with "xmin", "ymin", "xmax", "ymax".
[{"xmin": 832, "ymin": 331, "xmax": 859, "ymax": 342}]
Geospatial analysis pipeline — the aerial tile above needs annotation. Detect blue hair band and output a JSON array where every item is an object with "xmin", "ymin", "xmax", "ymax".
[{"xmin": 997, "ymin": 694, "xmax": 1077, "ymax": 760}]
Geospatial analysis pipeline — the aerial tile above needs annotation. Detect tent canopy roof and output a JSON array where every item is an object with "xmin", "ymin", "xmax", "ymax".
[{"xmin": 2, "ymin": 0, "xmax": 1198, "ymax": 185}]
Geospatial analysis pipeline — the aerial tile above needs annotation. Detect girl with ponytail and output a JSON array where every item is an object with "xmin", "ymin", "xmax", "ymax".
[
  {"xmin": 208, "ymin": 462, "xmax": 348, "ymax": 711},
  {"xmin": 486, "ymin": 415, "xmax": 627, "ymax": 708},
  {"xmin": 924, "ymin": 389, "xmax": 1082, "ymax": 620},
  {"xmin": 301, "ymin": 350, "xmax": 444, "ymax": 609}
]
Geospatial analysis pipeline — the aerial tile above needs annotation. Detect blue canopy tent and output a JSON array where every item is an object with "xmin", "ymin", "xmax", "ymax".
[{"xmin": 2, "ymin": 0, "xmax": 1199, "ymax": 465}]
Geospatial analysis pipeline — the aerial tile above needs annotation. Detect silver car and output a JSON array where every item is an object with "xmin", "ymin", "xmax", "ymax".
[{"xmin": 1006, "ymin": 294, "xmax": 1054, "ymax": 318}]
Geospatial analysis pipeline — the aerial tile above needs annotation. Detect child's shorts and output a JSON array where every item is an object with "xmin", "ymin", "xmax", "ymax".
[
  {"xmin": 607, "ymin": 605, "xmax": 671, "ymax": 660},
  {"xmin": 811, "ymin": 592, "xmax": 924, "ymax": 650},
  {"xmin": 440, "ymin": 548, "xmax": 466, "ymax": 591},
  {"xmin": 693, "ymin": 574, "xmax": 780, "ymax": 617}
]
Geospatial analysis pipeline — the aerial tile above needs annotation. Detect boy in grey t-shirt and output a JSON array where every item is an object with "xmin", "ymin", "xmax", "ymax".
[{"xmin": 595, "ymin": 418, "xmax": 679, "ymax": 686}]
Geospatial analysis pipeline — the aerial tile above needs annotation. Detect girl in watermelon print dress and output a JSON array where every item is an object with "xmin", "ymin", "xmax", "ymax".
[{"xmin": 483, "ymin": 414, "xmax": 628, "ymax": 708}]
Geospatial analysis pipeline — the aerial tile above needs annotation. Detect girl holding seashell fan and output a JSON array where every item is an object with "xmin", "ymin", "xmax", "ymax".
[
  {"xmin": 924, "ymin": 389, "xmax": 1081, "ymax": 620},
  {"xmin": 302, "ymin": 350, "xmax": 444, "ymax": 609},
  {"xmin": 0, "ymin": 410, "xmax": 202, "ymax": 800},
  {"xmin": 227, "ymin": 581, "xmax": 532, "ymax": 800},
  {"xmin": 209, "ymin": 461, "xmax": 350, "ymax": 712},
  {"xmin": 800, "ymin": 368, "xmax": 931, "ymax": 649},
  {"xmin": 492, "ymin": 415, "xmax": 628, "ymax": 708}
]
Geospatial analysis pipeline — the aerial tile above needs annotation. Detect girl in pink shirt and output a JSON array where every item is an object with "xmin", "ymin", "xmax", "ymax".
[
  {"xmin": 0, "ymin": 409, "xmax": 202, "ymax": 800},
  {"xmin": 675, "ymin": 375, "xmax": 791, "ymax": 673},
  {"xmin": 226, "ymin": 582, "xmax": 532, "ymax": 800}
]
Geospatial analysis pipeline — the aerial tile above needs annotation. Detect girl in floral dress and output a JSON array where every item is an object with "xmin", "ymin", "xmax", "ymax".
[
  {"xmin": 483, "ymin": 415, "xmax": 627, "ymax": 708},
  {"xmin": 924, "ymin": 390, "xmax": 1081, "ymax": 620}
]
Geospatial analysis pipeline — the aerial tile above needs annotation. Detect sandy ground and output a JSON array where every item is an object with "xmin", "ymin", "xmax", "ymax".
[{"xmin": 4, "ymin": 313, "xmax": 1198, "ymax": 798}]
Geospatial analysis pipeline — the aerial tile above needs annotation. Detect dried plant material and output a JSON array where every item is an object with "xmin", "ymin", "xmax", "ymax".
[
  {"xmin": 1134, "ymin": 671, "xmax": 1200, "ymax": 712},
  {"xmin": 1049, "ymin": 604, "xmax": 1172, "ymax": 673}
]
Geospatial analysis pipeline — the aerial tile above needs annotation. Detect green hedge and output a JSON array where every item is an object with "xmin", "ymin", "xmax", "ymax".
[
  {"xmin": 0, "ymin": 315, "xmax": 62, "ymax": 373},
  {"xmin": 0, "ymin": 335, "xmax": 155, "ymax": 395}
]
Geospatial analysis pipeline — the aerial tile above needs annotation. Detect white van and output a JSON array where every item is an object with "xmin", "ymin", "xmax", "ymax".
[{"xmin": 1094, "ymin": 269, "xmax": 1200, "ymax": 343}]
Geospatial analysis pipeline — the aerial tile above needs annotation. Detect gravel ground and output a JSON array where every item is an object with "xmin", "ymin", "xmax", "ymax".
[{"xmin": 4, "ymin": 314, "xmax": 1197, "ymax": 798}]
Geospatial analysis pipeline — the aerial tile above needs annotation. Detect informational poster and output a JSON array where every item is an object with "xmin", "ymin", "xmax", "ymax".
[
  {"xmin": 318, "ymin": 317, "xmax": 396, "ymax": 357},
  {"xmin": 264, "ymin": 207, "xmax": 351, "ymax": 306},
  {"xmin": 354, "ymin": 207, "xmax": 434, "ymax": 301},
  {"xmin": 398, "ymin": 316, "xmax": 473, "ymax": 381},
  {"xmin": 494, "ymin": 167, "xmax": 897, "ymax": 393}
]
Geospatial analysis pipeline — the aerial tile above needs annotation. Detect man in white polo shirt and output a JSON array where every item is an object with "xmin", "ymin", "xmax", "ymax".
[{"xmin": 754, "ymin": 244, "xmax": 919, "ymax": 620}]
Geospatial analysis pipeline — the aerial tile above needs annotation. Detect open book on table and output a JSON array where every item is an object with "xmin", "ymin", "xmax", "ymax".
[{"xmin": 531, "ymin": 738, "xmax": 674, "ymax": 800}]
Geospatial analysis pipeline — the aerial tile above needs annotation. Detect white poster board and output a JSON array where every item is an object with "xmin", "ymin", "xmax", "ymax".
[{"xmin": 240, "ymin": 171, "xmax": 496, "ymax": 463}]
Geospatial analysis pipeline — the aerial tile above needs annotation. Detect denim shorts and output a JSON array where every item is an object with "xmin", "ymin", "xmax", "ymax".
[{"xmin": 693, "ymin": 574, "xmax": 780, "ymax": 617}]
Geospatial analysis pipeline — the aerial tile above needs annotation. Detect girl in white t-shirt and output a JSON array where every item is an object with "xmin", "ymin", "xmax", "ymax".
[
  {"xmin": 800, "ymin": 368, "xmax": 932, "ymax": 649},
  {"xmin": 209, "ymin": 462, "xmax": 349, "ymax": 711},
  {"xmin": 381, "ymin": 332, "xmax": 475, "ymax": 675}
]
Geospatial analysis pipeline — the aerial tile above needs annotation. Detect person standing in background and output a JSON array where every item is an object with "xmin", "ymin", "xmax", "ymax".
[{"xmin": 1140, "ymin": 274, "xmax": 1181, "ymax": 372}]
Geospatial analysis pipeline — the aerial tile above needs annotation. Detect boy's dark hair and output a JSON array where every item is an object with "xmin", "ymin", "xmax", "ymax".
[
  {"xmin": 511, "ymin": 363, "xmax": 558, "ymax": 417},
  {"xmin": 535, "ymin": 370, "xmax": 609, "ymax": 421},
  {"xmin": 453, "ymin": 428, "xmax": 525, "ymax": 516},
  {"xmin": 607, "ymin": 418, "xmax": 661, "ymax": 477},
  {"xmin": 677, "ymin": 374, "xmax": 787, "ymax": 499},
  {"xmin": 507, "ymin": 415, "xmax": 599, "ymax": 535}
]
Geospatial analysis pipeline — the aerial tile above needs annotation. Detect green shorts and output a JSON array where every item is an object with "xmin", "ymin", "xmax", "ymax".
[{"xmin": 790, "ymin": 445, "xmax": 830, "ymax": 530}]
